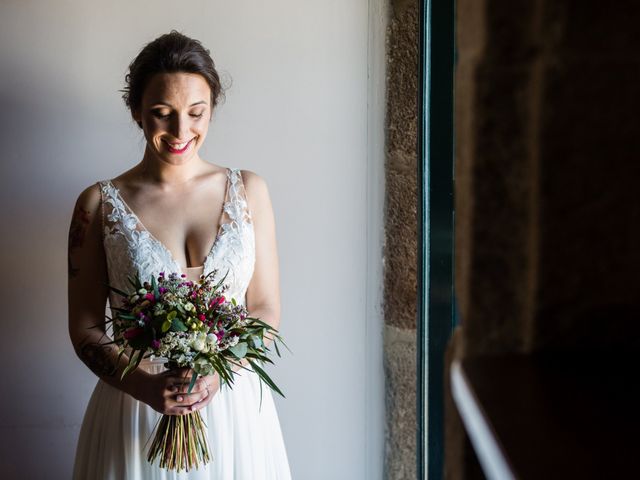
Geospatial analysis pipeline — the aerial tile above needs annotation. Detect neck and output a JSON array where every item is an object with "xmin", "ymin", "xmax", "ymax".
[{"xmin": 137, "ymin": 145, "xmax": 207, "ymax": 187}]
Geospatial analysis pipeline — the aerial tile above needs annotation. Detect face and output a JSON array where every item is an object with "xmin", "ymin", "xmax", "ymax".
[{"xmin": 133, "ymin": 72, "xmax": 212, "ymax": 165}]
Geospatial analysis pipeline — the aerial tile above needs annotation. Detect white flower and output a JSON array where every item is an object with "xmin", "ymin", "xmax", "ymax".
[{"xmin": 191, "ymin": 332, "xmax": 207, "ymax": 352}]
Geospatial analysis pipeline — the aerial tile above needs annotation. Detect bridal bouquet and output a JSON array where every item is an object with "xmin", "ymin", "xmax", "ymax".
[{"xmin": 105, "ymin": 269, "xmax": 289, "ymax": 472}]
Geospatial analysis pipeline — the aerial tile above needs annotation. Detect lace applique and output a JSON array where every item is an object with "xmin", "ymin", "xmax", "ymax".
[{"xmin": 98, "ymin": 168, "xmax": 255, "ymax": 308}]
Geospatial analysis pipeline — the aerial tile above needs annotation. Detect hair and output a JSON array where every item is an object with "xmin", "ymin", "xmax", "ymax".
[{"xmin": 121, "ymin": 30, "xmax": 225, "ymax": 128}]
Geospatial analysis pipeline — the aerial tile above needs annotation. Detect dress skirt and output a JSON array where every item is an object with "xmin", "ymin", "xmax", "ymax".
[{"xmin": 72, "ymin": 360, "xmax": 292, "ymax": 480}]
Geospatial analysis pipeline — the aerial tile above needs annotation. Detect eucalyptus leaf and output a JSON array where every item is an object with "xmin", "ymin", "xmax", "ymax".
[{"xmin": 228, "ymin": 343, "xmax": 248, "ymax": 359}]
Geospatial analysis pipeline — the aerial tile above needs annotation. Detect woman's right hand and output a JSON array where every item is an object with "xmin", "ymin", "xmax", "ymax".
[{"xmin": 136, "ymin": 367, "xmax": 219, "ymax": 416}]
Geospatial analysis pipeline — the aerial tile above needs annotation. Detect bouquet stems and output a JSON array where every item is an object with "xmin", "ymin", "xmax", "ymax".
[{"xmin": 147, "ymin": 411, "xmax": 211, "ymax": 471}]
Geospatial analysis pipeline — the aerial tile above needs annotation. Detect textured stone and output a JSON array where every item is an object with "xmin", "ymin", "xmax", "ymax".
[
  {"xmin": 385, "ymin": 150, "xmax": 418, "ymax": 330},
  {"xmin": 386, "ymin": 0, "xmax": 419, "ymax": 158},
  {"xmin": 384, "ymin": 325, "xmax": 417, "ymax": 480},
  {"xmin": 383, "ymin": 0, "xmax": 419, "ymax": 477}
]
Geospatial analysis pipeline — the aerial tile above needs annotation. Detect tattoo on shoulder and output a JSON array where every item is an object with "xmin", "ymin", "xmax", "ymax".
[
  {"xmin": 68, "ymin": 205, "xmax": 92, "ymax": 278},
  {"xmin": 79, "ymin": 339, "xmax": 117, "ymax": 377}
]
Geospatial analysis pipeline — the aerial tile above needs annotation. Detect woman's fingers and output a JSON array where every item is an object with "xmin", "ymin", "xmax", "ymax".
[
  {"xmin": 166, "ymin": 376, "xmax": 210, "ymax": 395},
  {"xmin": 168, "ymin": 387, "xmax": 210, "ymax": 415}
]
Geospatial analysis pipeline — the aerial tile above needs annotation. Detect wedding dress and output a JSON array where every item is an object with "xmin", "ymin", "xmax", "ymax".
[{"xmin": 72, "ymin": 167, "xmax": 292, "ymax": 480}]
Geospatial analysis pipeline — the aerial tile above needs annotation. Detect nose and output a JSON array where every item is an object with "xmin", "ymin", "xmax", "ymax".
[{"xmin": 168, "ymin": 113, "xmax": 191, "ymax": 140}]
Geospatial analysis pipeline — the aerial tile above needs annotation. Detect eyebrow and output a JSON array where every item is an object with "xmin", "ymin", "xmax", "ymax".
[{"xmin": 151, "ymin": 101, "xmax": 208, "ymax": 108}]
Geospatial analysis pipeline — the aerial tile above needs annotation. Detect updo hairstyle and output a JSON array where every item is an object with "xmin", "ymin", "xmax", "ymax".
[{"xmin": 121, "ymin": 30, "xmax": 224, "ymax": 128}]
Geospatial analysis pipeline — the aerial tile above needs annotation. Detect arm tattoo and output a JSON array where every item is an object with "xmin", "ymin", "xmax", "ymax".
[
  {"xmin": 68, "ymin": 205, "xmax": 91, "ymax": 278},
  {"xmin": 79, "ymin": 339, "xmax": 118, "ymax": 377}
]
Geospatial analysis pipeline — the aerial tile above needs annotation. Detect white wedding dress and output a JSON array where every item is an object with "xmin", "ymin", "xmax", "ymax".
[{"xmin": 73, "ymin": 167, "xmax": 292, "ymax": 480}]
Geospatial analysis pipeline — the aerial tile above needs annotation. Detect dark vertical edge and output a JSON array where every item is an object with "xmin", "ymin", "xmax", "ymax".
[
  {"xmin": 416, "ymin": 0, "xmax": 429, "ymax": 476},
  {"xmin": 418, "ymin": 0, "xmax": 456, "ymax": 478}
]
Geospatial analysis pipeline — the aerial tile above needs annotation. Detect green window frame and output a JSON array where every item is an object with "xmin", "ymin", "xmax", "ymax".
[{"xmin": 417, "ymin": 0, "xmax": 456, "ymax": 478}]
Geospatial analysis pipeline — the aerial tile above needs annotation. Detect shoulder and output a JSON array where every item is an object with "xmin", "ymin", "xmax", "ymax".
[
  {"xmin": 237, "ymin": 169, "xmax": 274, "ymax": 216},
  {"xmin": 73, "ymin": 182, "xmax": 103, "ymax": 216},
  {"xmin": 238, "ymin": 169, "xmax": 271, "ymax": 200},
  {"xmin": 238, "ymin": 169, "xmax": 267, "ymax": 190}
]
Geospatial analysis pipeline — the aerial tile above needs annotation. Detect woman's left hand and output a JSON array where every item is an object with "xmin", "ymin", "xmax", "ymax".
[{"xmin": 171, "ymin": 369, "xmax": 220, "ymax": 413}]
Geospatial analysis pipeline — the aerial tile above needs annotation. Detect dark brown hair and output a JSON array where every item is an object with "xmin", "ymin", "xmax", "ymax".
[{"xmin": 121, "ymin": 30, "xmax": 224, "ymax": 127}]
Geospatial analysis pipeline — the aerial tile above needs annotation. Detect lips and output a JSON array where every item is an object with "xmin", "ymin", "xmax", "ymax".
[{"xmin": 163, "ymin": 137, "xmax": 194, "ymax": 154}]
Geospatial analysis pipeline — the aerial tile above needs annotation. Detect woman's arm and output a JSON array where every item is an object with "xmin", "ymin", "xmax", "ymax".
[
  {"xmin": 230, "ymin": 170, "xmax": 281, "ymax": 374},
  {"xmin": 67, "ymin": 184, "xmax": 213, "ymax": 414}
]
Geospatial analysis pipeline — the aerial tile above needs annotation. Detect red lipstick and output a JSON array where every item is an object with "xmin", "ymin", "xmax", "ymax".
[{"xmin": 164, "ymin": 138, "xmax": 193, "ymax": 154}]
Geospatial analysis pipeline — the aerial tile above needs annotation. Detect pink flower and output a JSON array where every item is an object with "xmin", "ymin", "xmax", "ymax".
[
  {"xmin": 145, "ymin": 293, "xmax": 155, "ymax": 301},
  {"xmin": 216, "ymin": 296, "xmax": 225, "ymax": 305},
  {"xmin": 198, "ymin": 314, "xmax": 206, "ymax": 322}
]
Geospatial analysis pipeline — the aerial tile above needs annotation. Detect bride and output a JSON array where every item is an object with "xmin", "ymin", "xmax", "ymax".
[{"xmin": 67, "ymin": 30, "xmax": 292, "ymax": 479}]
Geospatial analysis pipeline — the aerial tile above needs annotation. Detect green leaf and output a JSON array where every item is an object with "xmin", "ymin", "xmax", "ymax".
[
  {"xmin": 108, "ymin": 285, "xmax": 130, "ymax": 297},
  {"xmin": 161, "ymin": 320, "xmax": 172, "ymax": 333},
  {"xmin": 228, "ymin": 342, "xmax": 248, "ymax": 359},
  {"xmin": 120, "ymin": 349, "xmax": 142, "ymax": 379},
  {"xmin": 248, "ymin": 359, "xmax": 285, "ymax": 398},
  {"xmin": 152, "ymin": 275, "xmax": 159, "ymax": 300},
  {"xmin": 187, "ymin": 371, "xmax": 198, "ymax": 394},
  {"xmin": 171, "ymin": 318, "xmax": 188, "ymax": 332},
  {"xmin": 248, "ymin": 317, "xmax": 276, "ymax": 330},
  {"xmin": 231, "ymin": 297, "xmax": 237, "ymax": 306}
]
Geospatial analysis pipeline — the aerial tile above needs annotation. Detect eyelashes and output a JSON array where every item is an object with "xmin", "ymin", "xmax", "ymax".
[{"xmin": 151, "ymin": 111, "xmax": 205, "ymax": 120}]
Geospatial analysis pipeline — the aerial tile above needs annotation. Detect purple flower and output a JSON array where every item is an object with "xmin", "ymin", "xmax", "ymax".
[{"xmin": 151, "ymin": 339, "xmax": 161, "ymax": 349}]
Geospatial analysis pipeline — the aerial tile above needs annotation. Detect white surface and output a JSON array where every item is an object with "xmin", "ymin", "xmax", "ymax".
[
  {"xmin": 0, "ymin": 1, "xmax": 383, "ymax": 478},
  {"xmin": 450, "ymin": 360, "xmax": 516, "ymax": 480},
  {"xmin": 366, "ymin": 0, "xmax": 389, "ymax": 479}
]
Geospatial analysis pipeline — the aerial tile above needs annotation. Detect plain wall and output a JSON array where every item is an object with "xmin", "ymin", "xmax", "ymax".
[{"xmin": 0, "ymin": 1, "xmax": 385, "ymax": 478}]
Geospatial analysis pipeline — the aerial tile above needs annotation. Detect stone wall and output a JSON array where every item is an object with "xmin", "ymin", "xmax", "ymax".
[{"xmin": 383, "ymin": 0, "xmax": 419, "ymax": 478}]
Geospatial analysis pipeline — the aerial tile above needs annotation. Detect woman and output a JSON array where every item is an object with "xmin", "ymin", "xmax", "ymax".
[{"xmin": 67, "ymin": 30, "xmax": 292, "ymax": 479}]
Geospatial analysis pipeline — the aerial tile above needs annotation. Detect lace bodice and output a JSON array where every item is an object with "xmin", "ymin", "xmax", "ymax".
[{"xmin": 97, "ymin": 168, "xmax": 255, "ymax": 312}]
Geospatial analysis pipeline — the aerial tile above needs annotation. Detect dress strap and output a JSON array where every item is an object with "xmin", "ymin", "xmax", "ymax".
[{"xmin": 224, "ymin": 168, "xmax": 253, "ymax": 226}]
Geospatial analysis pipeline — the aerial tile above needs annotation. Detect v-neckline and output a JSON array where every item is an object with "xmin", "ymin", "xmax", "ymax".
[{"xmin": 106, "ymin": 167, "xmax": 231, "ymax": 274}]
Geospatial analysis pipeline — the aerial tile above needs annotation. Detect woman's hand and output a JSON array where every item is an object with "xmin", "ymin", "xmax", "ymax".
[{"xmin": 137, "ymin": 367, "xmax": 220, "ymax": 416}]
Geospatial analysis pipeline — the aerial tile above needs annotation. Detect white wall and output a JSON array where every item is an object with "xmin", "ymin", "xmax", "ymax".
[{"xmin": 0, "ymin": 1, "xmax": 385, "ymax": 479}]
